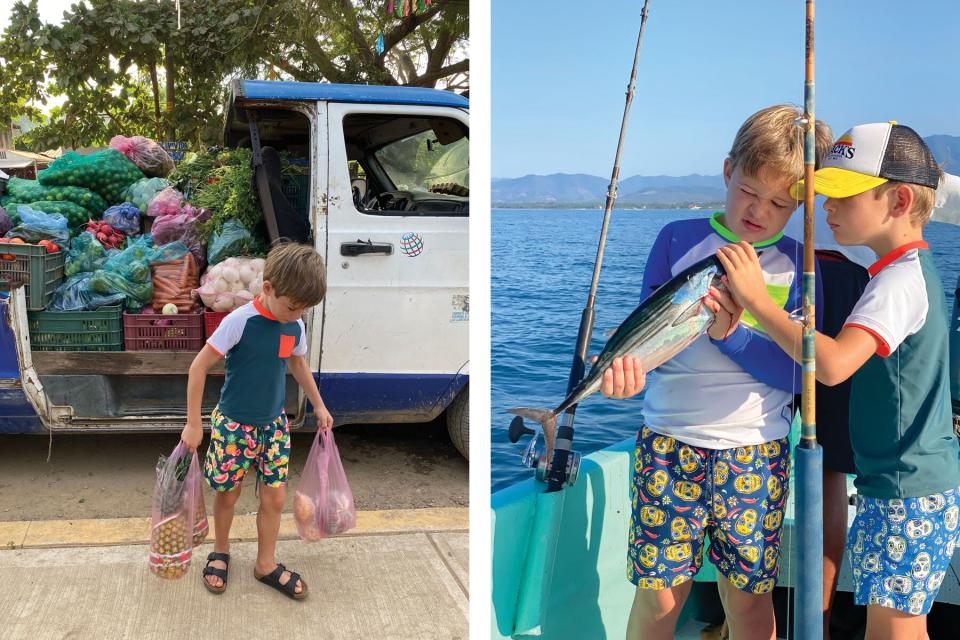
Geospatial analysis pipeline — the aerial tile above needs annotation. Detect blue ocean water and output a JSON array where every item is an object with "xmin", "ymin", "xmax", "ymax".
[{"xmin": 491, "ymin": 208, "xmax": 960, "ymax": 492}]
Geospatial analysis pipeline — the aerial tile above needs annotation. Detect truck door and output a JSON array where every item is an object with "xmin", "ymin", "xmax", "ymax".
[{"xmin": 322, "ymin": 103, "xmax": 469, "ymax": 424}]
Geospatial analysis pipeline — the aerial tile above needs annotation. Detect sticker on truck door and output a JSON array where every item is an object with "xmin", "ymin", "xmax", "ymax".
[
  {"xmin": 451, "ymin": 295, "xmax": 469, "ymax": 322},
  {"xmin": 400, "ymin": 232, "xmax": 424, "ymax": 257}
]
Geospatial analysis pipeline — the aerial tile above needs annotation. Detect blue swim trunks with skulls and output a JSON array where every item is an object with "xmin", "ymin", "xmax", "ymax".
[
  {"xmin": 847, "ymin": 487, "xmax": 960, "ymax": 615},
  {"xmin": 627, "ymin": 427, "xmax": 790, "ymax": 593}
]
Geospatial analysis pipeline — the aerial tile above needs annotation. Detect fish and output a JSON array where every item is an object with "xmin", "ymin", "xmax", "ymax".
[{"xmin": 508, "ymin": 253, "xmax": 726, "ymax": 459}]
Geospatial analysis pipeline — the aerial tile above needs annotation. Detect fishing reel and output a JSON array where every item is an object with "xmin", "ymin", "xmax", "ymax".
[{"xmin": 509, "ymin": 416, "xmax": 582, "ymax": 488}]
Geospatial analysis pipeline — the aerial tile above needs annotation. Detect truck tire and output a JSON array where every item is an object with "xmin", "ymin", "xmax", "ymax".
[{"xmin": 447, "ymin": 386, "xmax": 469, "ymax": 460}]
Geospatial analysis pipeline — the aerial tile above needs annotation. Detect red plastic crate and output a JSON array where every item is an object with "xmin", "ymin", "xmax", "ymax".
[
  {"xmin": 203, "ymin": 309, "xmax": 230, "ymax": 339},
  {"xmin": 123, "ymin": 311, "xmax": 204, "ymax": 351}
]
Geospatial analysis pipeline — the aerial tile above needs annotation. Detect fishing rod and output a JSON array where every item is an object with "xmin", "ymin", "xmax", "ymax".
[
  {"xmin": 508, "ymin": 0, "xmax": 652, "ymax": 492},
  {"xmin": 793, "ymin": 0, "xmax": 823, "ymax": 638}
]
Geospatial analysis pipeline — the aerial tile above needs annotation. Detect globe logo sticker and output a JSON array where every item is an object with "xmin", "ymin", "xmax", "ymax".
[{"xmin": 400, "ymin": 232, "xmax": 424, "ymax": 257}]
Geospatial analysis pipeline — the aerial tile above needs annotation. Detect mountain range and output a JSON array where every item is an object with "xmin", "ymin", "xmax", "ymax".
[{"xmin": 493, "ymin": 135, "xmax": 960, "ymax": 208}]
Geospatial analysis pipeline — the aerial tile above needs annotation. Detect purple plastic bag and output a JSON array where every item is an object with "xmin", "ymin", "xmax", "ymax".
[
  {"xmin": 148, "ymin": 442, "xmax": 204, "ymax": 579},
  {"xmin": 293, "ymin": 430, "xmax": 356, "ymax": 541},
  {"xmin": 150, "ymin": 204, "xmax": 209, "ymax": 271}
]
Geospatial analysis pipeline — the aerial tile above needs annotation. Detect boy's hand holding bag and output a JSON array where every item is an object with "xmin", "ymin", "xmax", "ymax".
[{"xmin": 293, "ymin": 429, "xmax": 356, "ymax": 541}]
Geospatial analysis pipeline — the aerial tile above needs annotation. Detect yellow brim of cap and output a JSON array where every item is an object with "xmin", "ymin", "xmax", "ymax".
[{"xmin": 789, "ymin": 167, "xmax": 888, "ymax": 200}]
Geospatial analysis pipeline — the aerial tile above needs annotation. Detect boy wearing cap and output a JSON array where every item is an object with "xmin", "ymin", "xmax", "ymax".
[{"xmin": 718, "ymin": 122, "xmax": 960, "ymax": 636}]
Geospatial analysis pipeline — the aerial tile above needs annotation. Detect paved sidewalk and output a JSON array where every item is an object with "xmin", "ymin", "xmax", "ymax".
[{"xmin": 0, "ymin": 508, "xmax": 468, "ymax": 640}]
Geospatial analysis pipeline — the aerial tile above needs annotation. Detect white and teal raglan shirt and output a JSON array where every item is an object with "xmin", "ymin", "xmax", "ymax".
[{"xmin": 639, "ymin": 213, "xmax": 822, "ymax": 449}]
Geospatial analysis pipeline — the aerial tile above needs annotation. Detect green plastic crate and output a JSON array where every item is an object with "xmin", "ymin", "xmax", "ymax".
[
  {"xmin": 27, "ymin": 305, "xmax": 124, "ymax": 351},
  {"xmin": 281, "ymin": 172, "xmax": 310, "ymax": 218},
  {"xmin": 0, "ymin": 243, "xmax": 66, "ymax": 310}
]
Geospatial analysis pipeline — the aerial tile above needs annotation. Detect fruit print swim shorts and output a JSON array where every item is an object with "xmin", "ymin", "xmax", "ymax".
[{"xmin": 203, "ymin": 405, "xmax": 290, "ymax": 491}]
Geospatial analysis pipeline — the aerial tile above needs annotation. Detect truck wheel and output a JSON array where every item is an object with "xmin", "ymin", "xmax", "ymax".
[{"xmin": 446, "ymin": 386, "xmax": 469, "ymax": 460}]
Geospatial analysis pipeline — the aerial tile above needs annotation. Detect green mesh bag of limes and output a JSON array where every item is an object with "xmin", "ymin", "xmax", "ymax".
[
  {"xmin": 39, "ymin": 149, "xmax": 145, "ymax": 205},
  {"xmin": 6, "ymin": 177, "xmax": 108, "ymax": 216}
]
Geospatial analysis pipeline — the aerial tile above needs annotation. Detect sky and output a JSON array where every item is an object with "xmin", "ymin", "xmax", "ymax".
[{"xmin": 493, "ymin": 0, "xmax": 960, "ymax": 178}]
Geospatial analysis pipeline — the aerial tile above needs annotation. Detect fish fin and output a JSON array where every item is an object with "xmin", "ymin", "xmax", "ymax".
[
  {"xmin": 507, "ymin": 407, "xmax": 557, "ymax": 458},
  {"xmin": 671, "ymin": 299, "xmax": 708, "ymax": 326}
]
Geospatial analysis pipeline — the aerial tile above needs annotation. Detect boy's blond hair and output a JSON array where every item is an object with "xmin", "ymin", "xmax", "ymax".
[
  {"xmin": 728, "ymin": 105, "xmax": 834, "ymax": 185},
  {"xmin": 263, "ymin": 242, "xmax": 327, "ymax": 306},
  {"xmin": 872, "ymin": 168, "xmax": 943, "ymax": 226}
]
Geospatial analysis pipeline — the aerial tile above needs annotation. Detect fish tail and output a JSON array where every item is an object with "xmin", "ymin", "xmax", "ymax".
[{"xmin": 507, "ymin": 407, "xmax": 558, "ymax": 458}]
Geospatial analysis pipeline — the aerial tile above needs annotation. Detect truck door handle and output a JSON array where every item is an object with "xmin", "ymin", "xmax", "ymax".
[{"xmin": 340, "ymin": 239, "xmax": 393, "ymax": 256}]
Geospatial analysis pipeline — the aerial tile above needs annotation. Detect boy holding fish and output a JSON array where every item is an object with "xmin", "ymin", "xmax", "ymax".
[
  {"xmin": 718, "ymin": 122, "xmax": 960, "ymax": 639},
  {"xmin": 610, "ymin": 105, "xmax": 833, "ymax": 640}
]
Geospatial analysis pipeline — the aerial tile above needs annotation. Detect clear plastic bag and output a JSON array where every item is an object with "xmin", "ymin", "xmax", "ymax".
[
  {"xmin": 207, "ymin": 219, "xmax": 266, "ymax": 265},
  {"xmin": 110, "ymin": 135, "xmax": 175, "ymax": 178},
  {"xmin": 65, "ymin": 233, "xmax": 108, "ymax": 277},
  {"xmin": 194, "ymin": 256, "xmax": 264, "ymax": 313},
  {"xmin": 293, "ymin": 430, "xmax": 356, "ymax": 541},
  {"xmin": 103, "ymin": 203, "xmax": 141, "ymax": 236},
  {"xmin": 122, "ymin": 178, "xmax": 172, "ymax": 214},
  {"xmin": 149, "ymin": 442, "xmax": 202, "ymax": 579},
  {"xmin": 47, "ymin": 273, "xmax": 126, "ymax": 311},
  {"xmin": 151, "ymin": 251, "xmax": 200, "ymax": 313},
  {"xmin": 7, "ymin": 205, "xmax": 70, "ymax": 245}
]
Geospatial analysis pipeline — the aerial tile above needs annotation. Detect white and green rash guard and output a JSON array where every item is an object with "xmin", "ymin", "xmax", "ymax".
[{"xmin": 639, "ymin": 213, "xmax": 822, "ymax": 449}]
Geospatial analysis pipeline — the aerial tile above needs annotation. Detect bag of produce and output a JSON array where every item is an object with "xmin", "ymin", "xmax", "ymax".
[
  {"xmin": 65, "ymin": 233, "xmax": 109, "ymax": 277},
  {"xmin": 151, "ymin": 251, "xmax": 200, "ymax": 314},
  {"xmin": 151, "ymin": 204, "xmax": 209, "ymax": 271},
  {"xmin": 293, "ymin": 429, "xmax": 355, "ymax": 541},
  {"xmin": 38, "ymin": 149, "xmax": 145, "ymax": 205},
  {"xmin": 7, "ymin": 205, "xmax": 70, "ymax": 245},
  {"xmin": 207, "ymin": 219, "xmax": 266, "ymax": 265},
  {"xmin": 109, "ymin": 135, "xmax": 175, "ymax": 178},
  {"xmin": 148, "ymin": 442, "xmax": 202, "ymax": 579},
  {"xmin": 22, "ymin": 200, "xmax": 90, "ymax": 227},
  {"xmin": 5, "ymin": 177, "xmax": 108, "ymax": 216},
  {"xmin": 102, "ymin": 203, "xmax": 141, "ymax": 236},
  {"xmin": 146, "ymin": 186, "xmax": 186, "ymax": 218},
  {"xmin": 122, "ymin": 178, "xmax": 171, "ymax": 214},
  {"xmin": 194, "ymin": 256, "xmax": 264, "ymax": 312},
  {"xmin": 47, "ymin": 273, "xmax": 126, "ymax": 312},
  {"xmin": 0, "ymin": 206, "xmax": 11, "ymax": 237},
  {"xmin": 82, "ymin": 219, "xmax": 126, "ymax": 250},
  {"xmin": 89, "ymin": 235, "xmax": 157, "ymax": 310}
]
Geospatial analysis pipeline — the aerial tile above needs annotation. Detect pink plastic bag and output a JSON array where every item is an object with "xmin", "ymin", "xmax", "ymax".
[
  {"xmin": 148, "ymin": 442, "xmax": 205, "ymax": 579},
  {"xmin": 146, "ymin": 186, "xmax": 187, "ymax": 218},
  {"xmin": 293, "ymin": 430, "xmax": 356, "ymax": 541},
  {"xmin": 109, "ymin": 135, "xmax": 175, "ymax": 178}
]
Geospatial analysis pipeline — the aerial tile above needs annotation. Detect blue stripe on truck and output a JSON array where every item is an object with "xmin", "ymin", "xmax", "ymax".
[{"xmin": 308, "ymin": 372, "xmax": 468, "ymax": 425}]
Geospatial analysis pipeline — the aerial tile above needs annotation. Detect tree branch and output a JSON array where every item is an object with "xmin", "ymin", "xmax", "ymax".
[
  {"xmin": 406, "ymin": 58, "xmax": 468, "ymax": 87},
  {"xmin": 380, "ymin": 0, "xmax": 448, "ymax": 58}
]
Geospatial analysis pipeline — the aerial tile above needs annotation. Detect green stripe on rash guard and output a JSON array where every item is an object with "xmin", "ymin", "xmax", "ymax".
[
  {"xmin": 710, "ymin": 212, "xmax": 784, "ymax": 247},
  {"xmin": 742, "ymin": 284, "xmax": 791, "ymax": 332}
]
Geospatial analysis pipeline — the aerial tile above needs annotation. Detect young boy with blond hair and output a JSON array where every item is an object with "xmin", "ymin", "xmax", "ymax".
[
  {"xmin": 181, "ymin": 242, "xmax": 334, "ymax": 599},
  {"xmin": 608, "ymin": 104, "xmax": 833, "ymax": 640},
  {"xmin": 718, "ymin": 122, "xmax": 960, "ymax": 638}
]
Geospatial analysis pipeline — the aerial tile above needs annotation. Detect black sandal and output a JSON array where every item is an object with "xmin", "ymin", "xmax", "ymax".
[
  {"xmin": 202, "ymin": 552, "xmax": 230, "ymax": 594},
  {"xmin": 254, "ymin": 562, "xmax": 308, "ymax": 600}
]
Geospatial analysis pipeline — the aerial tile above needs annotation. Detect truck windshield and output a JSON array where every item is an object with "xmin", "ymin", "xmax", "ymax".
[{"xmin": 374, "ymin": 129, "xmax": 469, "ymax": 193}]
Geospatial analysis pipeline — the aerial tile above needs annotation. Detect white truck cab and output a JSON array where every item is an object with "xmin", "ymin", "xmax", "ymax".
[{"xmin": 0, "ymin": 80, "xmax": 470, "ymax": 458}]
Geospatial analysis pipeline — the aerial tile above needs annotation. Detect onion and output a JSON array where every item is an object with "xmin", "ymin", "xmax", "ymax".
[
  {"xmin": 236, "ymin": 290, "xmax": 254, "ymax": 304},
  {"xmin": 212, "ymin": 294, "xmax": 234, "ymax": 312},
  {"xmin": 220, "ymin": 267, "xmax": 239, "ymax": 283},
  {"xmin": 249, "ymin": 279, "xmax": 262, "ymax": 296},
  {"xmin": 238, "ymin": 265, "xmax": 254, "ymax": 285},
  {"xmin": 213, "ymin": 278, "xmax": 229, "ymax": 293}
]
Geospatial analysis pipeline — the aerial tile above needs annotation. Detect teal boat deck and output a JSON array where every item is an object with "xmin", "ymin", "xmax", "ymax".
[{"xmin": 492, "ymin": 424, "xmax": 960, "ymax": 639}]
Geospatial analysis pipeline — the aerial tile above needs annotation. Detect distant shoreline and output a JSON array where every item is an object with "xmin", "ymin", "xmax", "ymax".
[{"xmin": 492, "ymin": 203, "xmax": 725, "ymax": 210}]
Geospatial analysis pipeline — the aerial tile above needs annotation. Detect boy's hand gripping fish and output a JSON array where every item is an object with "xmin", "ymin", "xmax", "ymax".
[{"xmin": 509, "ymin": 254, "xmax": 727, "ymax": 459}]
